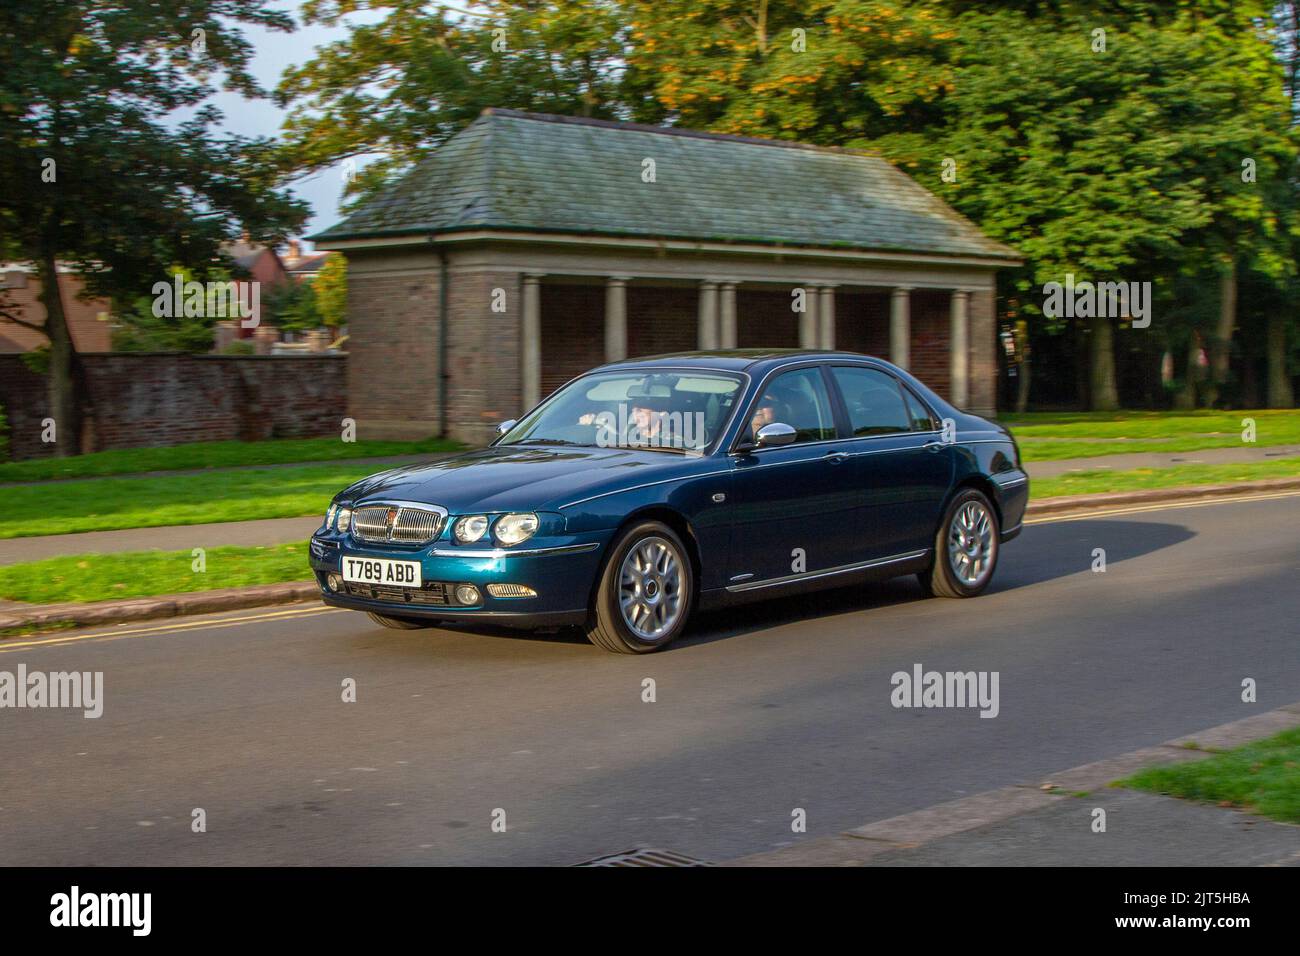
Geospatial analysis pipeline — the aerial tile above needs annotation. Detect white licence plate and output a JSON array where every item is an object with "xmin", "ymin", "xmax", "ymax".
[{"xmin": 341, "ymin": 555, "xmax": 422, "ymax": 587}]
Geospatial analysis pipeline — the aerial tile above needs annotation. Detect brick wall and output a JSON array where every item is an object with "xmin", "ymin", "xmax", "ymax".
[
  {"xmin": 835, "ymin": 291, "xmax": 890, "ymax": 357},
  {"xmin": 446, "ymin": 269, "xmax": 522, "ymax": 443},
  {"xmin": 539, "ymin": 282, "xmax": 604, "ymax": 398},
  {"xmin": 344, "ymin": 256, "xmax": 441, "ymax": 440},
  {"xmin": 627, "ymin": 285, "xmax": 696, "ymax": 358},
  {"xmin": 908, "ymin": 290, "xmax": 952, "ymax": 401},
  {"xmin": 0, "ymin": 354, "xmax": 346, "ymax": 461},
  {"xmin": 736, "ymin": 289, "xmax": 799, "ymax": 347}
]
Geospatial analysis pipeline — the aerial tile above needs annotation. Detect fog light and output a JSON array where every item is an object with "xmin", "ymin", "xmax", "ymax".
[
  {"xmin": 486, "ymin": 583, "xmax": 537, "ymax": 599},
  {"xmin": 327, "ymin": 573, "xmax": 342, "ymax": 592},
  {"xmin": 454, "ymin": 584, "xmax": 481, "ymax": 605}
]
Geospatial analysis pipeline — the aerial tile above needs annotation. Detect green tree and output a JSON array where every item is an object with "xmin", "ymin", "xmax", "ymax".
[
  {"xmin": 313, "ymin": 254, "xmax": 349, "ymax": 329},
  {"xmin": 626, "ymin": 2, "xmax": 1297, "ymax": 409},
  {"xmin": 112, "ymin": 266, "xmax": 237, "ymax": 353},
  {"xmin": 277, "ymin": 0, "xmax": 628, "ymax": 206},
  {"xmin": 262, "ymin": 278, "xmax": 321, "ymax": 334},
  {"xmin": 0, "ymin": 1, "xmax": 307, "ymax": 454}
]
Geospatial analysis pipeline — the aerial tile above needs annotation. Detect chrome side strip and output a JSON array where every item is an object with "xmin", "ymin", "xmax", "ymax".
[
  {"xmin": 725, "ymin": 549, "xmax": 930, "ymax": 593},
  {"xmin": 558, "ymin": 471, "xmax": 732, "ymax": 510},
  {"xmin": 428, "ymin": 542, "xmax": 601, "ymax": 559}
]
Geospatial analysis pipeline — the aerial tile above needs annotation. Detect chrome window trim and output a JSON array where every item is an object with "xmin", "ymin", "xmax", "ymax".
[
  {"xmin": 726, "ymin": 549, "xmax": 930, "ymax": 593},
  {"xmin": 728, "ymin": 360, "xmax": 840, "ymax": 454},
  {"xmin": 427, "ymin": 542, "xmax": 601, "ymax": 559},
  {"xmin": 730, "ymin": 357, "xmax": 945, "ymax": 455}
]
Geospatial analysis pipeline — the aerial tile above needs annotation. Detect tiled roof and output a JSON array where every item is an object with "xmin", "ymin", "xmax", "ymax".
[{"xmin": 312, "ymin": 109, "xmax": 1018, "ymax": 261}]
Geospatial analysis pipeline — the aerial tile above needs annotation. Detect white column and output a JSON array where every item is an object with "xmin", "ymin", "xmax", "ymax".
[
  {"xmin": 718, "ymin": 281, "xmax": 738, "ymax": 349},
  {"xmin": 950, "ymin": 289, "xmax": 971, "ymax": 408},
  {"xmin": 697, "ymin": 280, "xmax": 719, "ymax": 350},
  {"xmin": 799, "ymin": 284, "xmax": 819, "ymax": 349},
  {"xmin": 890, "ymin": 286, "xmax": 912, "ymax": 370},
  {"xmin": 604, "ymin": 276, "xmax": 628, "ymax": 363},
  {"xmin": 818, "ymin": 286, "xmax": 836, "ymax": 349},
  {"xmin": 521, "ymin": 273, "xmax": 543, "ymax": 409}
]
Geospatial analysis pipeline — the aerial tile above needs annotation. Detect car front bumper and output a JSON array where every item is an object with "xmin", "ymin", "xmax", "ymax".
[{"xmin": 308, "ymin": 529, "xmax": 611, "ymax": 628}]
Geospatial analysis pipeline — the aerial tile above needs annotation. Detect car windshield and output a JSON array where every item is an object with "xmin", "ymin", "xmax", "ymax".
[{"xmin": 500, "ymin": 369, "xmax": 746, "ymax": 454}]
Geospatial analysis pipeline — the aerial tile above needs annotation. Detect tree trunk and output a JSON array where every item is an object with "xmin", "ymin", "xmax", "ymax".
[
  {"xmin": 1205, "ymin": 260, "xmax": 1236, "ymax": 407},
  {"xmin": 1266, "ymin": 310, "xmax": 1294, "ymax": 408},
  {"xmin": 1088, "ymin": 315, "xmax": 1119, "ymax": 410},
  {"xmin": 36, "ymin": 249, "xmax": 79, "ymax": 457}
]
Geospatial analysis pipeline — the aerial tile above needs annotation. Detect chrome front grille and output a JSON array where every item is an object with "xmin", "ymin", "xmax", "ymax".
[{"xmin": 351, "ymin": 503, "xmax": 446, "ymax": 545}]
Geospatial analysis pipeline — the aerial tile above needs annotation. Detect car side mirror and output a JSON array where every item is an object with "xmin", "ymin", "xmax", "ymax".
[
  {"xmin": 755, "ymin": 422, "xmax": 797, "ymax": 447},
  {"xmin": 496, "ymin": 419, "xmax": 517, "ymax": 436}
]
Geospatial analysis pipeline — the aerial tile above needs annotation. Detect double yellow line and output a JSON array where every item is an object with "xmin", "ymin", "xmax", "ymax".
[
  {"xmin": 4, "ymin": 487, "xmax": 1297, "ymax": 653},
  {"xmin": 0, "ymin": 603, "xmax": 338, "ymax": 653}
]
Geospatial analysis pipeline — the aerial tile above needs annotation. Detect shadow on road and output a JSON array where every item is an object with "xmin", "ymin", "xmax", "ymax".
[{"xmin": 398, "ymin": 518, "xmax": 1194, "ymax": 653}]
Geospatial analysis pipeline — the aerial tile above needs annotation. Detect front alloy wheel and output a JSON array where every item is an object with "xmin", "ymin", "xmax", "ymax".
[{"xmin": 587, "ymin": 521, "xmax": 693, "ymax": 653}]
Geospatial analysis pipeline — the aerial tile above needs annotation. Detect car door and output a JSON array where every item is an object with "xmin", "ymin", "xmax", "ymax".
[
  {"xmin": 827, "ymin": 365, "xmax": 954, "ymax": 560},
  {"xmin": 726, "ymin": 365, "xmax": 860, "ymax": 586}
]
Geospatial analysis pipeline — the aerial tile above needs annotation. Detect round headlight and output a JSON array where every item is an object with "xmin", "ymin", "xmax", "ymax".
[
  {"xmin": 494, "ymin": 512, "xmax": 539, "ymax": 546},
  {"xmin": 337, "ymin": 507, "xmax": 352, "ymax": 533},
  {"xmin": 454, "ymin": 515, "xmax": 489, "ymax": 543}
]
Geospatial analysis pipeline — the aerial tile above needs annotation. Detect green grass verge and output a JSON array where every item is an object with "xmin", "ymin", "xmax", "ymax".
[
  {"xmin": 0, "ymin": 542, "xmax": 313, "ymax": 605},
  {"xmin": 0, "ymin": 464, "xmax": 371, "ymax": 539},
  {"xmin": 999, "ymin": 409, "xmax": 1300, "ymax": 463},
  {"xmin": 1118, "ymin": 726, "xmax": 1300, "ymax": 824},
  {"xmin": 4, "ymin": 454, "xmax": 1299, "ymax": 541},
  {"xmin": 0, "ymin": 436, "xmax": 462, "ymax": 483},
  {"xmin": 1030, "ymin": 457, "xmax": 1300, "ymax": 499}
]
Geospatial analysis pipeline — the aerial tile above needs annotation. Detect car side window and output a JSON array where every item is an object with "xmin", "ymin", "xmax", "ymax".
[
  {"xmin": 830, "ymin": 366, "xmax": 912, "ymax": 436},
  {"xmin": 901, "ymin": 386, "xmax": 935, "ymax": 431},
  {"xmin": 748, "ymin": 368, "xmax": 836, "ymax": 444}
]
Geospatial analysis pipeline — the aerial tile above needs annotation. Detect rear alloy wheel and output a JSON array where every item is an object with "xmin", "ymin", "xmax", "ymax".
[
  {"xmin": 920, "ymin": 488, "xmax": 1000, "ymax": 598},
  {"xmin": 586, "ymin": 521, "xmax": 693, "ymax": 654},
  {"xmin": 366, "ymin": 611, "xmax": 431, "ymax": 630}
]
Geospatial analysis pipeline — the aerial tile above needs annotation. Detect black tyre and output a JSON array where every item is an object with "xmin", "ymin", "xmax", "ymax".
[
  {"xmin": 366, "ymin": 611, "xmax": 431, "ymax": 630},
  {"xmin": 585, "ymin": 521, "xmax": 693, "ymax": 654},
  {"xmin": 920, "ymin": 488, "xmax": 1000, "ymax": 598}
]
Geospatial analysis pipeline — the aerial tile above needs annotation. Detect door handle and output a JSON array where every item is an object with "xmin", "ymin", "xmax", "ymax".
[
  {"xmin": 923, "ymin": 441, "xmax": 945, "ymax": 454},
  {"xmin": 824, "ymin": 451, "xmax": 848, "ymax": 464}
]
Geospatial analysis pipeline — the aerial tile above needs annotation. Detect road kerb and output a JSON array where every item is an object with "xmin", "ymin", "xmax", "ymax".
[
  {"xmin": 726, "ymin": 702, "xmax": 1300, "ymax": 866},
  {"xmin": 0, "ymin": 581, "xmax": 319, "ymax": 633}
]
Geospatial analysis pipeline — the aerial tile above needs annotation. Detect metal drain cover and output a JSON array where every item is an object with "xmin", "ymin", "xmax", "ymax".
[{"xmin": 574, "ymin": 846, "xmax": 712, "ymax": 867}]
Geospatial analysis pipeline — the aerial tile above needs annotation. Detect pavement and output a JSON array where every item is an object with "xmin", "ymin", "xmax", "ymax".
[
  {"xmin": 0, "ymin": 492, "xmax": 1297, "ymax": 865},
  {"xmin": 0, "ymin": 516, "xmax": 323, "ymax": 567},
  {"xmin": 731, "ymin": 704, "xmax": 1300, "ymax": 866},
  {"xmin": 1024, "ymin": 442, "xmax": 1300, "ymax": 478}
]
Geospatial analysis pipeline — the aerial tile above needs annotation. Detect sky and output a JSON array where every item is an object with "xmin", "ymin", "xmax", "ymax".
[{"xmin": 206, "ymin": 2, "xmax": 386, "ymax": 249}]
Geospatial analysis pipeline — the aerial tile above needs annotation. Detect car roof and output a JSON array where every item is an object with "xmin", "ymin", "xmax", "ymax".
[{"xmin": 596, "ymin": 349, "xmax": 886, "ymax": 375}]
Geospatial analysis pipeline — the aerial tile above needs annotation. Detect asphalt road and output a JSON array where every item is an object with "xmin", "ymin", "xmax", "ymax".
[{"xmin": 1, "ymin": 492, "xmax": 1297, "ymax": 866}]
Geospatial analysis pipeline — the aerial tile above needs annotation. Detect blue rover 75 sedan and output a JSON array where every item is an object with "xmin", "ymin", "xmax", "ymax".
[{"xmin": 310, "ymin": 350, "xmax": 1029, "ymax": 653}]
